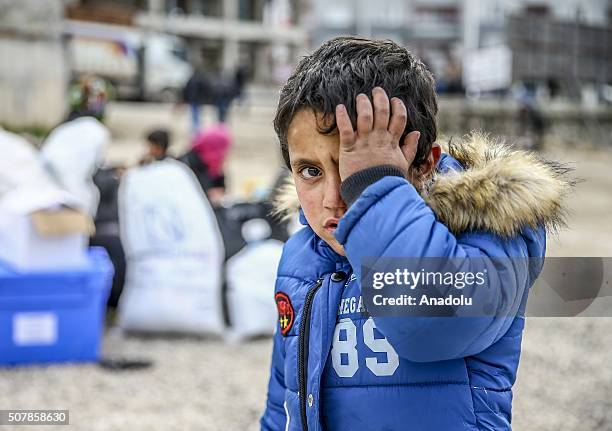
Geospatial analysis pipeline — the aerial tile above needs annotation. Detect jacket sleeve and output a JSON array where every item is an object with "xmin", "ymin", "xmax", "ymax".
[
  {"xmin": 334, "ymin": 175, "xmax": 546, "ymax": 363},
  {"xmin": 260, "ymin": 327, "xmax": 287, "ymax": 431}
]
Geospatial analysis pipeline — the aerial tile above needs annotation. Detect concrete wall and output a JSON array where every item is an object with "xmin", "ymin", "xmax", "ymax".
[
  {"xmin": 438, "ymin": 97, "xmax": 612, "ymax": 147},
  {"xmin": 0, "ymin": 0, "xmax": 68, "ymax": 129}
]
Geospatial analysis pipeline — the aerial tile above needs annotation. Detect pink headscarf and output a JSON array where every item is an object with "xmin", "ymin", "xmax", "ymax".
[{"xmin": 191, "ymin": 124, "xmax": 232, "ymax": 177}]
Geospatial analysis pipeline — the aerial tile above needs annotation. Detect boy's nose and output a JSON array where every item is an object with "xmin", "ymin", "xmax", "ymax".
[{"xmin": 322, "ymin": 176, "xmax": 347, "ymax": 212}]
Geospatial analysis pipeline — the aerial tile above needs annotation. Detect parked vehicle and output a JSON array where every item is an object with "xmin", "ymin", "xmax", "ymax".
[{"xmin": 64, "ymin": 20, "xmax": 192, "ymax": 102}]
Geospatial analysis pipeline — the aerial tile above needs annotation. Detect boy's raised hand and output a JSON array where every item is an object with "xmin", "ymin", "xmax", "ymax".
[{"xmin": 335, "ymin": 87, "xmax": 420, "ymax": 182}]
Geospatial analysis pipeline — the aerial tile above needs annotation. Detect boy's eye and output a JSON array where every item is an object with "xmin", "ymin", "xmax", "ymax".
[{"xmin": 299, "ymin": 166, "xmax": 322, "ymax": 179}]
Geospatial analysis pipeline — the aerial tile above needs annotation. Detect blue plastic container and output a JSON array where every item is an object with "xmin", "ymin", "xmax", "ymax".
[{"xmin": 0, "ymin": 247, "xmax": 113, "ymax": 365}]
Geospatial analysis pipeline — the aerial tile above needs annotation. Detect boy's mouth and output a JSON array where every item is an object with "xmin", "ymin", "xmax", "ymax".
[{"xmin": 324, "ymin": 218, "xmax": 340, "ymax": 233}]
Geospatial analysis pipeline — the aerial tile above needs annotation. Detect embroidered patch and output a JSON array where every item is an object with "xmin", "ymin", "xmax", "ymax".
[{"xmin": 275, "ymin": 292, "xmax": 295, "ymax": 336}]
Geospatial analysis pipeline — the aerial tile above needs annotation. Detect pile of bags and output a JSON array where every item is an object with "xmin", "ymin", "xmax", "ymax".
[
  {"xmin": 1, "ymin": 123, "xmax": 293, "ymax": 340},
  {"xmin": 0, "ymin": 128, "xmax": 94, "ymax": 271},
  {"xmin": 117, "ymin": 159, "xmax": 286, "ymax": 339}
]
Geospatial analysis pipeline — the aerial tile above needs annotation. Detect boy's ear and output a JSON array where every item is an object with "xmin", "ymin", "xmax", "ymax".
[
  {"xmin": 431, "ymin": 143, "xmax": 441, "ymax": 166},
  {"xmin": 401, "ymin": 133, "xmax": 440, "ymax": 176},
  {"xmin": 417, "ymin": 143, "xmax": 441, "ymax": 177}
]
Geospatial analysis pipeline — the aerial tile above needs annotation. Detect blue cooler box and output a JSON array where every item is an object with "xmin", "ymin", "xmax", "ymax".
[{"xmin": 0, "ymin": 247, "xmax": 113, "ymax": 365}]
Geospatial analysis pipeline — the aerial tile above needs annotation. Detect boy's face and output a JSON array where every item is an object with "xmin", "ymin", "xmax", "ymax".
[
  {"xmin": 148, "ymin": 143, "xmax": 166, "ymax": 160},
  {"xmin": 287, "ymin": 109, "xmax": 347, "ymax": 256}
]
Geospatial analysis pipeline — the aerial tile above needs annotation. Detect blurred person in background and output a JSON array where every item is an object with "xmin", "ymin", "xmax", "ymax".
[
  {"xmin": 179, "ymin": 124, "xmax": 231, "ymax": 207},
  {"xmin": 142, "ymin": 129, "xmax": 171, "ymax": 164},
  {"xmin": 92, "ymin": 165, "xmax": 126, "ymax": 309},
  {"xmin": 233, "ymin": 64, "xmax": 250, "ymax": 108},
  {"xmin": 212, "ymin": 70, "xmax": 238, "ymax": 123},
  {"xmin": 514, "ymin": 82, "xmax": 546, "ymax": 151},
  {"xmin": 436, "ymin": 50, "xmax": 464, "ymax": 95},
  {"xmin": 182, "ymin": 66, "xmax": 211, "ymax": 135},
  {"xmin": 68, "ymin": 75, "xmax": 111, "ymax": 122}
]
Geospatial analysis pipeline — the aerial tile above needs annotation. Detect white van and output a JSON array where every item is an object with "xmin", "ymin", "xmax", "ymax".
[{"xmin": 65, "ymin": 20, "xmax": 192, "ymax": 101}]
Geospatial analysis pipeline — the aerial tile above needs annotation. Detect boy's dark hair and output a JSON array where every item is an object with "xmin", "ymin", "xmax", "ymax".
[
  {"xmin": 274, "ymin": 37, "xmax": 438, "ymax": 170},
  {"xmin": 146, "ymin": 129, "xmax": 170, "ymax": 151}
]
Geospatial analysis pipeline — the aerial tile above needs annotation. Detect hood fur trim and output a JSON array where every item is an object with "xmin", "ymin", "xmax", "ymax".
[{"xmin": 272, "ymin": 132, "xmax": 573, "ymax": 237}]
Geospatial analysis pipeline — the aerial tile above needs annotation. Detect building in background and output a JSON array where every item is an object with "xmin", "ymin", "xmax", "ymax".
[
  {"xmin": 303, "ymin": 0, "xmax": 465, "ymax": 94},
  {"xmin": 303, "ymin": 0, "xmax": 408, "ymax": 45},
  {"xmin": 462, "ymin": 0, "xmax": 612, "ymax": 101},
  {"xmin": 64, "ymin": 0, "xmax": 307, "ymax": 85},
  {"xmin": 304, "ymin": 0, "xmax": 612, "ymax": 101},
  {"xmin": 2, "ymin": 0, "xmax": 612, "ymax": 132},
  {"xmin": 303, "ymin": 0, "xmax": 463, "ymax": 92},
  {"xmin": 463, "ymin": 0, "xmax": 611, "ymax": 51}
]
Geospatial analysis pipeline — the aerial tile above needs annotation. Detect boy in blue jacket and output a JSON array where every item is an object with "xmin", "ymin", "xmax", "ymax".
[{"xmin": 261, "ymin": 37, "xmax": 569, "ymax": 431}]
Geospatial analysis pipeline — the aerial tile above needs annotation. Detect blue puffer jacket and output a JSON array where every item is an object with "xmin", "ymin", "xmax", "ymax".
[{"xmin": 261, "ymin": 135, "xmax": 569, "ymax": 431}]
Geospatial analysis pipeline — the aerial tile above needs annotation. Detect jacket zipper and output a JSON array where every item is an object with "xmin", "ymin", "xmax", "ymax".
[{"xmin": 298, "ymin": 277, "xmax": 323, "ymax": 431}]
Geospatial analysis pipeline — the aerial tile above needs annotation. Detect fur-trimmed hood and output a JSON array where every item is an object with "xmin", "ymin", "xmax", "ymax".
[{"xmin": 273, "ymin": 133, "xmax": 573, "ymax": 237}]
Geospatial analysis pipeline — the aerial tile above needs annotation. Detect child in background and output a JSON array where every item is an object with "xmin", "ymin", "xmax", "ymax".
[{"xmin": 144, "ymin": 129, "xmax": 171, "ymax": 162}]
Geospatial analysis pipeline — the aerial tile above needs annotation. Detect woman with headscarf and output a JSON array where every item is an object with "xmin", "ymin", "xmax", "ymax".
[{"xmin": 179, "ymin": 123, "xmax": 231, "ymax": 206}]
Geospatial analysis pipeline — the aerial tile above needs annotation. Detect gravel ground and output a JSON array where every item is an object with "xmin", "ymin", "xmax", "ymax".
[
  {"xmin": 0, "ymin": 333, "xmax": 272, "ymax": 431},
  {"xmin": 1, "ymin": 102, "xmax": 611, "ymax": 431}
]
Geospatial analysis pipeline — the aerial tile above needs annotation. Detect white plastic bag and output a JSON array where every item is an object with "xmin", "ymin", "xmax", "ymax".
[
  {"xmin": 117, "ymin": 159, "xmax": 225, "ymax": 335},
  {"xmin": 0, "ymin": 128, "xmax": 73, "ymax": 206},
  {"xmin": 226, "ymin": 237, "xmax": 283, "ymax": 339},
  {"xmin": 41, "ymin": 117, "xmax": 110, "ymax": 217}
]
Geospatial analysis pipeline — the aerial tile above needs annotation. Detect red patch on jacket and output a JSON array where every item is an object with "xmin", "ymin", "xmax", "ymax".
[{"xmin": 275, "ymin": 292, "xmax": 294, "ymax": 336}]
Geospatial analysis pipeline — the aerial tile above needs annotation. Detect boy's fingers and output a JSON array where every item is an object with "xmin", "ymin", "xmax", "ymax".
[
  {"xmin": 335, "ymin": 104, "xmax": 355, "ymax": 148},
  {"xmin": 372, "ymin": 87, "xmax": 390, "ymax": 130},
  {"xmin": 388, "ymin": 97, "xmax": 407, "ymax": 140},
  {"xmin": 400, "ymin": 131, "xmax": 420, "ymax": 167},
  {"xmin": 356, "ymin": 93, "xmax": 373, "ymax": 134}
]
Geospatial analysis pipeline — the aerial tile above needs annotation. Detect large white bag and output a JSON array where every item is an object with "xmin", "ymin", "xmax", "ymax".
[
  {"xmin": 41, "ymin": 117, "xmax": 110, "ymax": 217},
  {"xmin": 117, "ymin": 159, "xmax": 225, "ymax": 335},
  {"xmin": 226, "ymin": 225, "xmax": 283, "ymax": 339}
]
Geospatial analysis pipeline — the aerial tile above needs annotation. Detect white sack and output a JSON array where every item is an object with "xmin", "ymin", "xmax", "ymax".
[
  {"xmin": 118, "ymin": 159, "xmax": 225, "ymax": 335},
  {"xmin": 41, "ymin": 117, "xmax": 110, "ymax": 217},
  {"xmin": 226, "ymin": 239, "xmax": 283, "ymax": 339}
]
